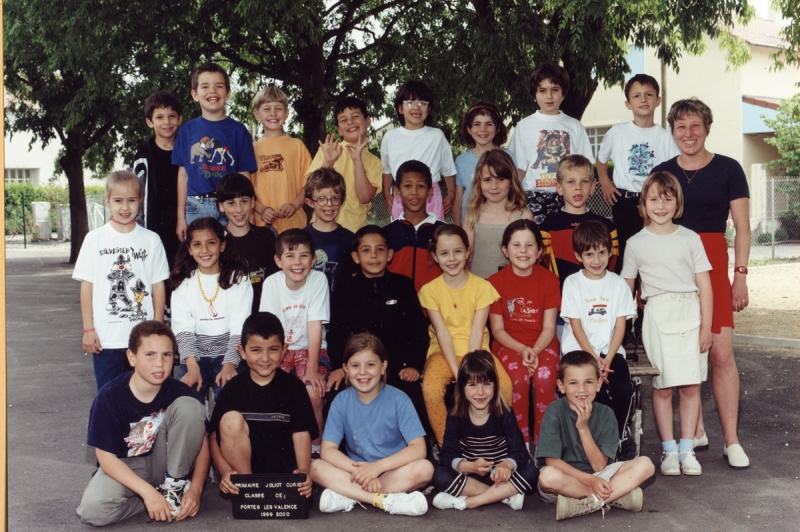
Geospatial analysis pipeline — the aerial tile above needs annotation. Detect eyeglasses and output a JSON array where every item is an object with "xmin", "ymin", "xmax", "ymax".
[
  {"xmin": 403, "ymin": 100, "xmax": 429, "ymax": 109},
  {"xmin": 312, "ymin": 196, "xmax": 342, "ymax": 206}
]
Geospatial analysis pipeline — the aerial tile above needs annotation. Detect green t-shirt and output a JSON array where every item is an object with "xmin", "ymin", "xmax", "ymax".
[{"xmin": 535, "ymin": 397, "xmax": 618, "ymax": 474}]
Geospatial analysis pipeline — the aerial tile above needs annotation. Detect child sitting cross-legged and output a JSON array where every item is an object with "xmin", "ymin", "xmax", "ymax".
[
  {"xmin": 432, "ymin": 350, "xmax": 539, "ymax": 512},
  {"xmin": 310, "ymin": 333, "xmax": 434, "ymax": 516},
  {"xmin": 536, "ymin": 351, "xmax": 654, "ymax": 521},
  {"xmin": 208, "ymin": 312, "xmax": 317, "ymax": 499},
  {"xmin": 76, "ymin": 321, "xmax": 210, "ymax": 526}
]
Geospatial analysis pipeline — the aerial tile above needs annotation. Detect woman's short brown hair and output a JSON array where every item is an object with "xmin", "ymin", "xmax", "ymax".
[
  {"xmin": 667, "ymin": 98, "xmax": 713, "ymax": 132},
  {"xmin": 638, "ymin": 171, "xmax": 684, "ymax": 219}
]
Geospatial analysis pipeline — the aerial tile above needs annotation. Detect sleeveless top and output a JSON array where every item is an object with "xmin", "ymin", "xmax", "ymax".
[{"xmin": 470, "ymin": 211, "xmax": 523, "ymax": 279}]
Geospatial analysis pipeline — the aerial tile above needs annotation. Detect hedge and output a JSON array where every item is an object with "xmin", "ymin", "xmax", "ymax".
[{"xmin": 4, "ymin": 183, "xmax": 105, "ymax": 236}]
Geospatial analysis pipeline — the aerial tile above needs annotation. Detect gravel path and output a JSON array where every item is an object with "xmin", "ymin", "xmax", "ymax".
[{"xmin": 733, "ymin": 262, "xmax": 800, "ymax": 339}]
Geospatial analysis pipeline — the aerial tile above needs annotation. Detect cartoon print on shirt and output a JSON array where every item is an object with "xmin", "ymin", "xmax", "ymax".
[
  {"xmin": 628, "ymin": 143, "xmax": 656, "ymax": 177},
  {"xmin": 130, "ymin": 279, "xmax": 150, "ymax": 320},
  {"xmin": 106, "ymin": 254, "xmax": 136, "ymax": 314},
  {"xmin": 506, "ymin": 298, "xmax": 516, "ymax": 318},
  {"xmin": 313, "ymin": 249, "xmax": 338, "ymax": 291},
  {"xmin": 125, "ymin": 409, "xmax": 166, "ymax": 457},
  {"xmin": 532, "ymin": 130, "xmax": 571, "ymax": 188}
]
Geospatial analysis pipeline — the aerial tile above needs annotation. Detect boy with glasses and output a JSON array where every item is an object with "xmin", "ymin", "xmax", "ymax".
[{"xmin": 303, "ymin": 168, "xmax": 356, "ymax": 293}]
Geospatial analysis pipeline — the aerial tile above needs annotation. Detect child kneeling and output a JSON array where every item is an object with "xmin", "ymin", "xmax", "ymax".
[
  {"xmin": 310, "ymin": 333, "xmax": 433, "ymax": 516},
  {"xmin": 432, "ymin": 351, "xmax": 538, "ymax": 511},
  {"xmin": 536, "ymin": 351, "xmax": 654, "ymax": 521},
  {"xmin": 76, "ymin": 321, "xmax": 209, "ymax": 526},
  {"xmin": 208, "ymin": 312, "xmax": 317, "ymax": 498}
]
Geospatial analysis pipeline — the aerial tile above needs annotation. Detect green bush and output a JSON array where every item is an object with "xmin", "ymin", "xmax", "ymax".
[{"xmin": 4, "ymin": 183, "xmax": 105, "ymax": 236}]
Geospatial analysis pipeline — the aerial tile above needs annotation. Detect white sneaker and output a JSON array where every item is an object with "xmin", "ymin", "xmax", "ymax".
[
  {"xmin": 157, "ymin": 477, "xmax": 191, "ymax": 517},
  {"xmin": 556, "ymin": 494, "xmax": 605, "ymax": 520},
  {"xmin": 660, "ymin": 451, "xmax": 680, "ymax": 476},
  {"xmin": 319, "ymin": 489, "xmax": 357, "ymax": 513},
  {"xmin": 724, "ymin": 443, "xmax": 750, "ymax": 469},
  {"xmin": 432, "ymin": 492, "xmax": 466, "ymax": 510},
  {"xmin": 502, "ymin": 492, "xmax": 525, "ymax": 510},
  {"xmin": 680, "ymin": 451, "xmax": 702, "ymax": 476},
  {"xmin": 382, "ymin": 491, "xmax": 428, "ymax": 516}
]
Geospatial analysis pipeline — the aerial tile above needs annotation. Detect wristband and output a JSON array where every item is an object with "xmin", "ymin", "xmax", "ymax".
[{"xmin": 83, "ymin": 328, "xmax": 96, "ymax": 333}]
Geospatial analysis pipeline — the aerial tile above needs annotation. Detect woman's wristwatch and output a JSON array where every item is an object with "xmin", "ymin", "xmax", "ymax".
[{"xmin": 733, "ymin": 266, "xmax": 748, "ymax": 274}]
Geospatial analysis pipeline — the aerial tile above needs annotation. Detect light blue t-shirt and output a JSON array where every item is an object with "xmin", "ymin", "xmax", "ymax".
[
  {"xmin": 455, "ymin": 148, "xmax": 516, "ymax": 220},
  {"xmin": 322, "ymin": 384, "xmax": 425, "ymax": 463}
]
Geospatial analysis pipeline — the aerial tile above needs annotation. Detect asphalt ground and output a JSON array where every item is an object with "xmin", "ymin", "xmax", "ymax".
[{"xmin": 5, "ymin": 247, "xmax": 800, "ymax": 531}]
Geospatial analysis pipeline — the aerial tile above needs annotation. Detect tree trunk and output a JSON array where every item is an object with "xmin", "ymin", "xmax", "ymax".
[
  {"xmin": 560, "ymin": 80, "xmax": 598, "ymax": 122},
  {"xmin": 60, "ymin": 147, "xmax": 89, "ymax": 264},
  {"xmin": 296, "ymin": 35, "xmax": 330, "ymax": 156}
]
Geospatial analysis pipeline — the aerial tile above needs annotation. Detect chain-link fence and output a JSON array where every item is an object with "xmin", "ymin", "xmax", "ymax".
[{"xmin": 744, "ymin": 175, "xmax": 800, "ymax": 260}]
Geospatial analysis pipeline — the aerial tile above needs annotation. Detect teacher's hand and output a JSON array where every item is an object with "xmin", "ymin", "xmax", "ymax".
[{"xmin": 731, "ymin": 276, "xmax": 748, "ymax": 312}]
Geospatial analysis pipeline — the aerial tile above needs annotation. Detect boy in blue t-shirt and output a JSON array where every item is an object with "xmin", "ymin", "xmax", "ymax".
[
  {"xmin": 173, "ymin": 62, "xmax": 257, "ymax": 242},
  {"xmin": 76, "ymin": 321, "xmax": 209, "ymax": 526},
  {"xmin": 303, "ymin": 167, "xmax": 356, "ymax": 293}
]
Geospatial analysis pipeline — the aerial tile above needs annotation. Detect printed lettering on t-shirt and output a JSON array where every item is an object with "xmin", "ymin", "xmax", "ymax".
[
  {"xmin": 506, "ymin": 297, "xmax": 540, "ymax": 324},
  {"xmin": 259, "ymin": 153, "xmax": 285, "ymax": 173},
  {"xmin": 532, "ymin": 130, "xmax": 571, "ymax": 188},
  {"xmin": 249, "ymin": 268, "xmax": 265, "ymax": 285}
]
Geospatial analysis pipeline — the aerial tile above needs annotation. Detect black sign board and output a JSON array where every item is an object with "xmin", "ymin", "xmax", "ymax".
[{"xmin": 230, "ymin": 473, "xmax": 310, "ymax": 519}]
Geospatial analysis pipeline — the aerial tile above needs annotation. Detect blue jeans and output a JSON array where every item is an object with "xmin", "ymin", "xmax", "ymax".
[
  {"xmin": 185, "ymin": 196, "xmax": 227, "ymax": 225},
  {"xmin": 178, "ymin": 356, "xmax": 245, "ymax": 403},
  {"xmin": 93, "ymin": 348, "xmax": 130, "ymax": 391}
]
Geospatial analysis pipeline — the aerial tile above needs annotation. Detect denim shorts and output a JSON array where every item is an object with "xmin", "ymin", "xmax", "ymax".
[{"xmin": 185, "ymin": 196, "xmax": 228, "ymax": 225}]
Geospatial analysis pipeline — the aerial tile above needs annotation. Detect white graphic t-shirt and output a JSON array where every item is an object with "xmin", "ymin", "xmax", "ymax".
[{"xmin": 73, "ymin": 223, "xmax": 169, "ymax": 349}]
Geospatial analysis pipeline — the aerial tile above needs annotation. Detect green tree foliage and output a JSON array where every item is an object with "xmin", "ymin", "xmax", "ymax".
[
  {"xmin": 401, "ymin": 0, "xmax": 751, "ymax": 140},
  {"xmin": 201, "ymin": 0, "xmax": 750, "ymax": 151},
  {"xmin": 770, "ymin": 0, "xmax": 800, "ymax": 73},
  {"xmin": 764, "ymin": 93, "xmax": 800, "ymax": 235},
  {"xmin": 198, "ymin": 0, "xmax": 425, "ymax": 154},
  {"xmin": 4, "ymin": 0, "xmax": 200, "ymax": 262},
  {"xmin": 765, "ymin": 93, "xmax": 800, "ymax": 176}
]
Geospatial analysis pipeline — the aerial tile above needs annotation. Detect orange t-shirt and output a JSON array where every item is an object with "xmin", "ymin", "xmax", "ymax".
[{"xmin": 252, "ymin": 135, "xmax": 312, "ymax": 233}]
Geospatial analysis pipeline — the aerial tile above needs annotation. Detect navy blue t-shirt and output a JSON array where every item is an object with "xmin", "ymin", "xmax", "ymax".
[
  {"xmin": 304, "ymin": 224, "xmax": 355, "ymax": 293},
  {"xmin": 652, "ymin": 155, "xmax": 749, "ymax": 234},
  {"xmin": 87, "ymin": 373, "xmax": 194, "ymax": 458}
]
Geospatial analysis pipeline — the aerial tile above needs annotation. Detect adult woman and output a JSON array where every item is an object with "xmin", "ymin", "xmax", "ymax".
[{"xmin": 652, "ymin": 98, "xmax": 750, "ymax": 469}]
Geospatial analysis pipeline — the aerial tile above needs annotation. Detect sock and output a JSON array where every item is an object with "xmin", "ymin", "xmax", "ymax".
[
  {"xmin": 661, "ymin": 440, "xmax": 678, "ymax": 453},
  {"xmin": 679, "ymin": 438, "xmax": 693, "ymax": 461},
  {"xmin": 373, "ymin": 491, "xmax": 386, "ymax": 510},
  {"xmin": 311, "ymin": 444, "xmax": 321, "ymax": 454}
]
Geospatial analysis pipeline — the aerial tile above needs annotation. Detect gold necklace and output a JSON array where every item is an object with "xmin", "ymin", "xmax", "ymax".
[
  {"xmin": 197, "ymin": 273, "xmax": 221, "ymax": 317},
  {"xmin": 682, "ymin": 167, "xmax": 701, "ymax": 185}
]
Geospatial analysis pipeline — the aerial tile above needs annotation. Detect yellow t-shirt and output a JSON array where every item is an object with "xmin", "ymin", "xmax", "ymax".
[
  {"xmin": 418, "ymin": 273, "xmax": 500, "ymax": 358},
  {"xmin": 306, "ymin": 143, "xmax": 382, "ymax": 233},
  {"xmin": 252, "ymin": 135, "xmax": 312, "ymax": 233}
]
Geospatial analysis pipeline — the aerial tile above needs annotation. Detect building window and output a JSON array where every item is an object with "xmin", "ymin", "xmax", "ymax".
[
  {"xmin": 5, "ymin": 169, "xmax": 33, "ymax": 183},
  {"xmin": 624, "ymin": 46, "xmax": 645, "ymax": 82},
  {"xmin": 586, "ymin": 127, "xmax": 610, "ymax": 158}
]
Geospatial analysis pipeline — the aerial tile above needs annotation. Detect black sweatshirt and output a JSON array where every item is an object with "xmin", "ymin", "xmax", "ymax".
[{"xmin": 327, "ymin": 271, "xmax": 430, "ymax": 381}]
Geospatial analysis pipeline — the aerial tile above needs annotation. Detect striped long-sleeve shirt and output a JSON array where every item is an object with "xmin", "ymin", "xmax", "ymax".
[{"xmin": 171, "ymin": 271, "xmax": 253, "ymax": 365}]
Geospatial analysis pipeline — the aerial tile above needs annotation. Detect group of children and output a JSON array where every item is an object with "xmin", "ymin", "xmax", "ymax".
[{"xmin": 74, "ymin": 60, "xmax": 722, "ymax": 525}]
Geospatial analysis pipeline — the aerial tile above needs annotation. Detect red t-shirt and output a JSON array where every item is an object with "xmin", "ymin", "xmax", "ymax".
[{"xmin": 488, "ymin": 264, "xmax": 562, "ymax": 347}]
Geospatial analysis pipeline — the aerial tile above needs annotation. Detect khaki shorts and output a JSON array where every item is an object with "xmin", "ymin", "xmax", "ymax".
[{"xmin": 538, "ymin": 460, "xmax": 627, "ymax": 504}]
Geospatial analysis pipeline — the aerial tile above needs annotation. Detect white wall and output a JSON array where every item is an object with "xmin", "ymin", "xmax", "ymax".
[{"xmin": 4, "ymin": 129, "xmax": 114, "ymax": 188}]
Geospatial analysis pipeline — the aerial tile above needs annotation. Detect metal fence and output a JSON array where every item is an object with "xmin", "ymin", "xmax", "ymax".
[{"xmin": 745, "ymin": 176, "xmax": 800, "ymax": 260}]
